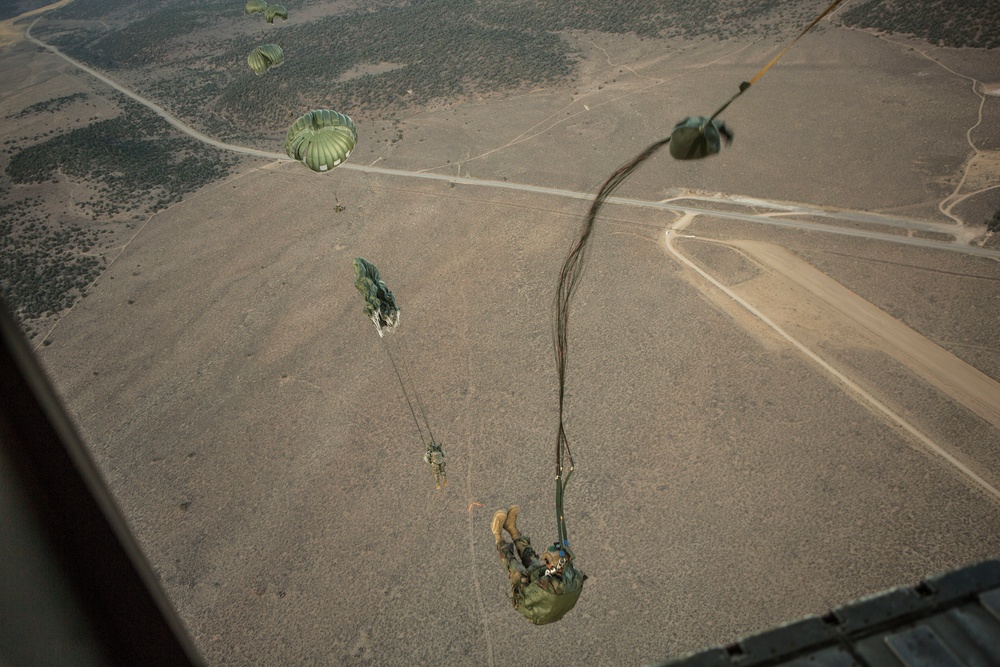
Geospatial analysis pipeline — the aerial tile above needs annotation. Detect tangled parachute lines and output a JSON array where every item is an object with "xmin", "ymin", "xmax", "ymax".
[{"xmin": 353, "ymin": 257, "xmax": 400, "ymax": 337}]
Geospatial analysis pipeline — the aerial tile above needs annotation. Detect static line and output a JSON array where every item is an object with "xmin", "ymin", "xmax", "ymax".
[{"xmin": 664, "ymin": 229, "xmax": 1000, "ymax": 506}]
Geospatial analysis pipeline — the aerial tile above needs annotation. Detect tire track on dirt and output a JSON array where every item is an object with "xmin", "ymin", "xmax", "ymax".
[
  {"xmin": 856, "ymin": 29, "xmax": 998, "ymax": 226},
  {"xmin": 454, "ymin": 250, "xmax": 494, "ymax": 667},
  {"xmin": 416, "ymin": 39, "xmax": 761, "ymax": 175},
  {"xmin": 731, "ymin": 239, "xmax": 1000, "ymax": 431},
  {"xmin": 30, "ymin": 166, "xmax": 268, "ymax": 351}
]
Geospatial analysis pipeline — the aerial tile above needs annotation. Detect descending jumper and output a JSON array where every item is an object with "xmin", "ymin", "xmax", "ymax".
[
  {"xmin": 489, "ymin": 0, "xmax": 849, "ymax": 624},
  {"xmin": 353, "ymin": 257, "xmax": 446, "ymax": 489}
]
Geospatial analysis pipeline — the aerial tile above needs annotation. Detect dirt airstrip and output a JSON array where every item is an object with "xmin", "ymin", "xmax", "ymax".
[{"xmin": 4, "ymin": 10, "xmax": 1000, "ymax": 667}]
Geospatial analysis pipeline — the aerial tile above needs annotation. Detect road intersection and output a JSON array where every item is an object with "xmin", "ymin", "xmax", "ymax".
[{"xmin": 25, "ymin": 18, "xmax": 1000, "ymax": 261}]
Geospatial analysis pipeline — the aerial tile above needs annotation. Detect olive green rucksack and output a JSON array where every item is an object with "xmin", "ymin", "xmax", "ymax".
[{"xmin": 515, "ymin": 566, "xmax": 587, "ymax": 625}]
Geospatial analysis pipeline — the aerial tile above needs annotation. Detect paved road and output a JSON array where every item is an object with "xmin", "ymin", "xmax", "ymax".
[{"xmin": 24, "ymin": 19, "xmax": 1000, "ymax": 261}]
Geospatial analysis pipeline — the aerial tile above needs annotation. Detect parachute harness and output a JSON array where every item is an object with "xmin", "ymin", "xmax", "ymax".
[{"xmin": 550, "ymin": 0, "xmax": 846, "ymax": 552}]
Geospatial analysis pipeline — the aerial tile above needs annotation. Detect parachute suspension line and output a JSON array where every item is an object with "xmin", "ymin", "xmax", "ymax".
[
  {"xmin": 553, "ymin": 135, "xmax": 673, "ymax": 547},
  {"xmin": 551, "ymin": 0, "xmax": 849, "ymax": 548},
  {"xmin": 381, "ymin": 335, "xmax": 429, "ymax": 450},
  {"xmin": 397, "ymin": 334, "xmax": 438, "ymax": 448},
  {"xmin": 383, "ymin": 333, "xmax": 444, "ymax": 488},
  {"xmin": 701, "ymin": 0, "xmax": 848, "ymax": 131},
  {"xmin": 748, "ymin": 0, "xmax": 847, "ymax": 87},
  {"xmin": 354, "ymin": 257, "xmax": 443, "ymax": 486},
  {"xmin": 395, "ymin": 335, "xmax": 447, "ymax": 488}
]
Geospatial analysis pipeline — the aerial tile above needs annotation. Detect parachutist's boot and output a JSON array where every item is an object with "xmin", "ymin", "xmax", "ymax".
[
  {"xmin": 491, "ymin": 510, "xmax": 507, "ymax": 550},
  {"xmin": 503, "ymin": 505, "xmax": 521, "ymax": 540}
]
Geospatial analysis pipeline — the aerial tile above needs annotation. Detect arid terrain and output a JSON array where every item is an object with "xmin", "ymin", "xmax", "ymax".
[{"xmin": 3, "ymin": 1, "xmax": 1000, "ymax": 665}]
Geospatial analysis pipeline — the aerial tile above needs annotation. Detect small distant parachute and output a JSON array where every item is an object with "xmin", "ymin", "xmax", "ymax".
[
  {"xmin": 264, "ymin": 4, "xmax": 288, "ymax": 23},
  {"xmin": 245, "ymin": 0, "xmax": 267, "ymax": 14},
  {"xmin": 285, "ymin": 109, "xmax": 358, "ymax": 173},
  {"xmin": 353, "ymin": 257, "xmax": 399, "ymax": 337},
  {"xmin": 669, "ymin": 115, "xmax": 733, "ymax": 160},
  {"xmin": 247, "ymin": 44, "xmax": 284, "ymax": 75}
]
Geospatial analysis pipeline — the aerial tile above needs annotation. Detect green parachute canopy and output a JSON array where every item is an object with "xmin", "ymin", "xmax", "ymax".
[
  {"xmin": 285, "ymin": 109, "xmax": 358, "ymax": 173},
  {"xmin": 247, "ymin": 44, "xmax": 284, "ymax": 75},
  {"xmin": 245, "ymin": 0, "xmax": 267, "ymax": 14},
  {"xmin": 264, "ymin": 4, "xmax": 287, "ymax": 23},
  {"xmin": 353, "ymin": 257, "xmax": 399, "ymax": 336},
  {"xmin": 669, "ymin": 115, "xmax": 733, "ymax": 160}
]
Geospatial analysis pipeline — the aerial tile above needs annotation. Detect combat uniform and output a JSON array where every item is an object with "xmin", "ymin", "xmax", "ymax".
[{"xmin": 493, "ymin": 507, "xmax": 586, "ymax": 625}]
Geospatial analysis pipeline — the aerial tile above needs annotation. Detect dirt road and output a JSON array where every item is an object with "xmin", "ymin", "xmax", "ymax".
[
  {"xmin": 665, "ymin": 227, "xmax": 1000, "ymax": 504},
  {"xmin": 734, "ymin": 240, "xmax": 1000, "ymax": 432},
  {"xmin": 0, "ymin": 0, "xmax": 73, "ymax": 47},
  {"xmin": 22, "ymin": 21, "xmax": 1000, "ymax": 260}
]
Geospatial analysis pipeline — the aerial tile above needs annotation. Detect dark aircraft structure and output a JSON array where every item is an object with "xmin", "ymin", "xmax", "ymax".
[
  {"xmin": 655, "ymin": 560, "xmax": 1000, "ymax": 666},
  {"xmin": 0, "ymin": 302, "xmax": 202, "ymax": 667}
]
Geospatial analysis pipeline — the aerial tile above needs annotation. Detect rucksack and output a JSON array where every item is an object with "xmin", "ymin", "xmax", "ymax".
[{"xmin": 515, "ymin": 566, "xmax": 587, "ymax": 625}]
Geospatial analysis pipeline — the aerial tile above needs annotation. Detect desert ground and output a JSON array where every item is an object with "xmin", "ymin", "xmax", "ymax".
[{"xmin": 4, "ymin": 4, "xmax": 1000, "ymax": 666}]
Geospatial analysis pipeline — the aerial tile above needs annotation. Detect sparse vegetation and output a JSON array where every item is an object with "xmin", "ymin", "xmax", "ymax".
[
  {"xmin": 6, "ymin": 93, "xmax": 88, "ymax": 119},
  {"xmin": 0, "ymin": 196, "xmax": 103, "ymax": 326},
  {"xmin": 10, "ymin": 0, "xmax": 1000, "ymax": 334},
  {"xmin": 479, "ymin": 0, "xmax": 796, "ymax": 39},
  {"xmin": 39, "ymin": 0, "xmax": 832, "ymax": 136},
  {"xmin": 839, "ymin": 0, "xmax": 1000, "ymax": 49},
  {"xmin": 48, "ymin": 3, "xmax": 239, "ymax": 68},
  {"xmin": 44, "ymin": 0, "xmax": 148, "ymax": 22},
  {"xmin": 990, "ymin": 210, "xmax": 1000, "ymax": 233},
  {"xmin": 0, "ymin": 0, "xmax": 54, "ymax": 21},
  {"xmin": 6, "ymin": 97, "xmax": 239, "ymax": 217},
  {"xmin": 1, "ymin": 97, "xmax": 241, "ymax": 333}
]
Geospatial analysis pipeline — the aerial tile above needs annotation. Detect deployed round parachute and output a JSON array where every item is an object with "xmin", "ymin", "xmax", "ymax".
[
  {"xmin": 353, "ymin": 257, "xmax": 399, "ymax": 337},
  {"xmin": 264, "ymin": 4, "xmax": 287, "ymax": 23},
  {"xmin": 245, "ymin": 0, "xmax": 267, "ymax": 14},
  {"xmin": 285, "ymin": 109, "xmax": 358, "ymax": 173},
  {"xmin": 669, "ymin": 115, "xmax": 733, "ymax": 160},
  {"xmin": 247, "ymin": 44, "xmax": 284, "ymax": 75}
]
